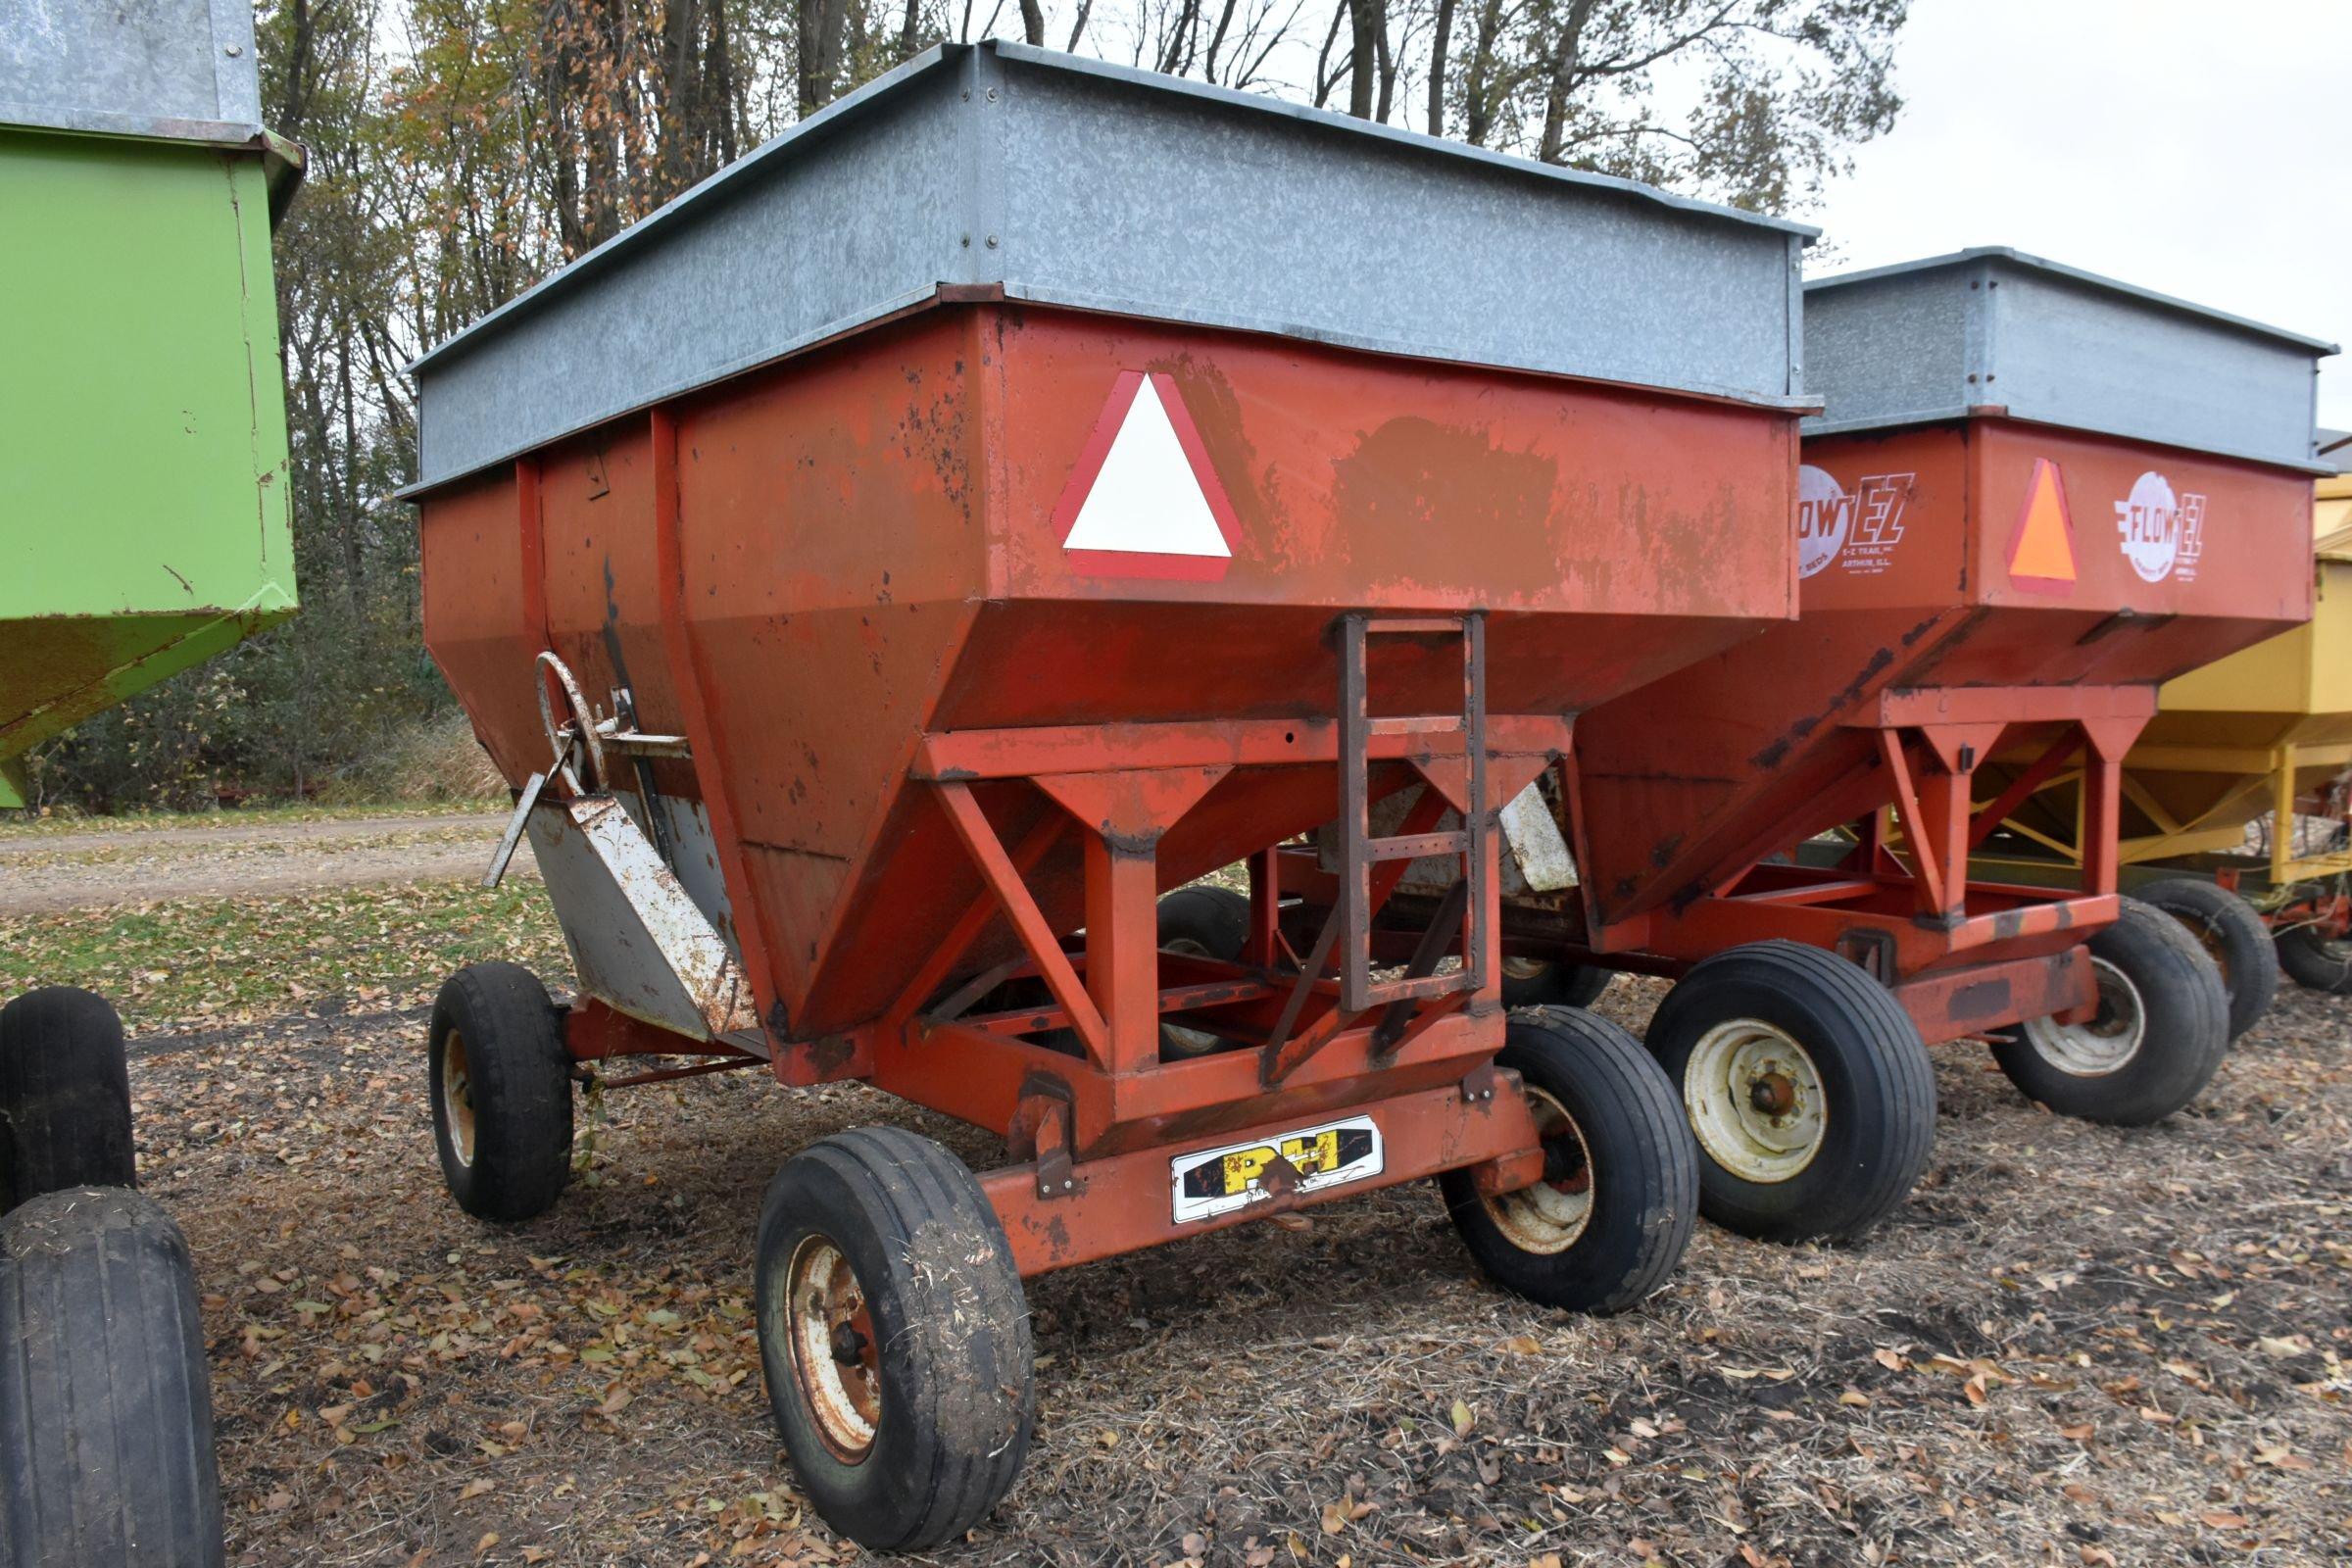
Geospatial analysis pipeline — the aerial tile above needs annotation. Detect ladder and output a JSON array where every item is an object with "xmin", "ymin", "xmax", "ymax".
[{"xmin": 1335, "ymin": 612, "xmax": 1490, "ymax": 1015}]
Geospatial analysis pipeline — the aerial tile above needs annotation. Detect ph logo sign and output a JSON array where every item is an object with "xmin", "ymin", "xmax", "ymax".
[{"xmin": 2115, "ymin": 471, "xmax": 2206, "ymax": 584}]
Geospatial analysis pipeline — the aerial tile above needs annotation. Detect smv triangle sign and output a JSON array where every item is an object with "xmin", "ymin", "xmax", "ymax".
[
  {"xmin": 1054, "ymin": 370, "xmax": 1241, "ymax": 580},
  {"xmin": 2005, "ymin": 457, "xmax": 2078, "ymax": 595}
]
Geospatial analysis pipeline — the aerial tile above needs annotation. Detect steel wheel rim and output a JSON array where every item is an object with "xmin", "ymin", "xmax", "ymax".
[
  {"xmin": 2022, "ymin": 956, "xmax": 2145, "ymax": 1076},
  {"xmin": 441, "ymin": 1029, "xmax": 477, "ymax": 1167},
  {"xmin": 1683, "ymin": 1019, "xmax": 1827, "ymax": 1184},
  {"xmin": 1159, "ymin": 936, "xmax": 1223, "ymax": 1057},
  {"xmin": 785, "ymin": 1236, "xmax": 880, "ymax": 1463},
  {"xmin": 1480, "ymin": 1085, "xmax": 1593, "ymax": 1254},
  {"xmin": 1501, "ymin": 956, "xmax": 1549, "ymax": 982}
]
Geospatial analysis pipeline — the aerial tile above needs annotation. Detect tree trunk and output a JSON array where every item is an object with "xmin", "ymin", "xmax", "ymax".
[
  {"xmin": 1346, "ymin": 0, "xmax": 1382, "ymax": 118},
  {"xmin": 1312, "ymin": 0, "xmax": 1348, "ymax": 108},
  {"xmin": 1204, "ymin": 0, "xmax": 1242, "ymax": 80},
  {"xmin": 1537, "ymin": 0, "xmax": 1596, "ymax": 165},
  {"xmin": 798, "ymin": 0, "xmax": 852, "ymax": 118},
  {"xmin": 1426, "ymin": 0, "xmax": 1456, "ymax": 135},
  {"xmin": 1019, "ymin": 0, "xmax": 1045, "ymax": 44},
  {"xmin": 660, "ymin": 0, "xmax": 703, "ymax": 199},
  {"xmin": 277, "ymin": 0, "xmax": 317, "ymax": 131},
  {"xmin": 337, "ymin": 329, "xmax": 363, "ymax": 612},
  {"xmin": 1462, "ymin": 0, "xmax": 1503, "ymax": 144}
]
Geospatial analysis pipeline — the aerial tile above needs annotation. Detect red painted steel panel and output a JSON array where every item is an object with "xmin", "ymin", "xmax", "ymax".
[
  {"xmin": 1573, "ymin": 416, "xmax": 2315, "ymax": 934},
  {"xmin": 418, "ymin": 470, "xmax": 546, "ymax": 786},
  {"xmin": 416, "ymin": 299, "xmax": 1800, "ymax": 1041}
]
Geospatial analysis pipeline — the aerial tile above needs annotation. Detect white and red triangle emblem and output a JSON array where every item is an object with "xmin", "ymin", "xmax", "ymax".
[{"xmin": 1053, "ymin": 370, "xmax": 1241, "ymax": 580}]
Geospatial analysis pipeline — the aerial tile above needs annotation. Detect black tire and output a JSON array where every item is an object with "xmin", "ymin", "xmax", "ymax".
[
  {"xmin": 1645, "ymin": 941, "xmax": 1936, "ymax": 1244},
  {"xmin": 2137, "ymin": 877, "xmax": 2276, "ymax": 1040},
  {"xmin": 0, "ymin": 1187, "xmax": 222, "ymax": 1568},
  {"xmin": 1157, "ymin": 885, "xmax": 1250, "ymax": 1059},
  {"xmin": 755, "ymin": 1126, "xmax": 1033, "ymax": 1551},
  {"xmin": 2275, "ymin": 913, "xmax": 2352, "ymax": 996},
  {"xmin": 1991, "ymin": 899, "xmax": 2229, "ymax": 1124},
  {"xmin": 0, "ymin": 988, "xmax": 135, "ymax": 1215},
  {"xmin": 1439, "ymin": 1006, "xmax": 1697, "ymax": 1312},
  {"xmin": 1499, "ymin": 956, "xmax": 1614, "ymax": 1010},
  {"xmin": 428, "ymin": 963, "xmax": 572, "ymax": 1222}
]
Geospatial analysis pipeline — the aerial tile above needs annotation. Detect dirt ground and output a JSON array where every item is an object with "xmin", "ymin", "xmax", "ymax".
[
  {"xmin": 11, "ymin": 811, "xmax": 2348, "ymax": 1566},
  {"xmin": 0, "ymin": 810, "xmax": 514, "ymax": 913}
]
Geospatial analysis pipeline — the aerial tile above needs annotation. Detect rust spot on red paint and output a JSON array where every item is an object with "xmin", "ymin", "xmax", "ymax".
[{"xmin": 1330, "ymin": 419, "xmax": 1556, "ymax": 582}]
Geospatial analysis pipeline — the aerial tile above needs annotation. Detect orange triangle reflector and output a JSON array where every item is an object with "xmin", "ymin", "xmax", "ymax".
[{"xmin": 2008, "ymin": 458, "xmax": 2077, "ymax": 591}]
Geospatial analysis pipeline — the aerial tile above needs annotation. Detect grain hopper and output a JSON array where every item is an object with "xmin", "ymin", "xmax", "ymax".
[
  {"xmin": 1343, "ymin": 249, "xmax": 2328, "ymax": 1246},
  {"xmin": 1977, "ymin": 458, "xmax": 2352, "ymax": 1003},
  {"xmin": 403, "ymin": 41, "xmax": 1811, "ymax": 1547}
]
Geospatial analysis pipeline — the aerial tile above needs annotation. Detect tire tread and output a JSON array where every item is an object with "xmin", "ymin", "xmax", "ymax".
[
  {"xmin": 2138, "ymin": 877, "xmax": 2278, "ymax": 1038},
  {"xmin": 0, "ymin": 1187, "xmax": 221, "ymax": 1568},
  {"xmin": 430, "ymin": 963, "xmax": 571, "ymax": 1222},
  {"xmin": 0, "ymin": 990, "xmax": 135, "ymax": 1212},
  {"xmin": 1648, "ymin": 941, "xmax": 1936, "ymax": 1244},
  {"xmin": 1990, "ymin": 900, "xmax": 2228, "ymax": 1124},
  {"xmin": 759, "ymin": 1127, "xmax": 1032, "ymax": 1551},
  {"xmin": 1440, "ymin": 1005, "xmax": 1696, "ymax": 1312}
]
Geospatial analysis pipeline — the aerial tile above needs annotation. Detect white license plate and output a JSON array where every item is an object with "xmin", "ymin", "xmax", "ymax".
[{"xmin": 1168, "ymin": 1115, "xmax": 1385, "ymax": 1225}]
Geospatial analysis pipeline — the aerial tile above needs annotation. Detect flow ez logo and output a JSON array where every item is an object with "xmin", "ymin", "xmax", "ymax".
[
  {"xmin": 1795, "ymin": 466, "xmax": 1851, "ymax": 578},
  {"xmin": 2115, "ymin": 471, "xmax": 2207, "ymax": 584},
  {"xmin": 1796, "ymin": 466, "xmax": 1913, "ymax": 579}
]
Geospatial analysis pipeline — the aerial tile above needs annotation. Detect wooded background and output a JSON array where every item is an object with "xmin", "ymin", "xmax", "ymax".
[{"xmin": 27, "ymin": 0, "xmax": 1904, "ymax": 811}]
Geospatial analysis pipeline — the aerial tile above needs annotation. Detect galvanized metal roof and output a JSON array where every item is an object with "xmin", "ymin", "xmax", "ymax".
[
  {"xmin": 1803, "ymin": 247, "xmax": 2338, "ymax": 471},
  {"xmin": 0, "ymin": 0, "xmax": 267, "ymax": 147},
  {"xmin": 1810, "ymin": 247, "xmax": 2338, "ymax": 355},
  {"xmin": 408, "ymin": 40, "xmax": 1816, "ymax": 490}
]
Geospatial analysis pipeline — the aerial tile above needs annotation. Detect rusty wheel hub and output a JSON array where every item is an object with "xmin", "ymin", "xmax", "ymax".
[
  {"xmin": 1684, "ymin": 1019, "xmax": 1828, "ymax": 1184},
  {"xmin": 785, "ymin": 1236, "xmax": 881, "ymax": 1463},
  {"xmin": 440, "ymin": 1028, "xmax": 476, "ymax": 1167},
  {"xmin": 1747, "ymin": 1073, "xmax": 1796, "ymax": 1116},
  {"xmin": 1481, "ymin": 1085, "xmax": 1594, "ymax": 1255}
]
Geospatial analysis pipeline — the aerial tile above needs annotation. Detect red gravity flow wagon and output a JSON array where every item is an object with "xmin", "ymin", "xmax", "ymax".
[
  {"xmin": 402, "ymin": 42, "xmax": 1812, "ymax": 1548},
  {"xmin": 1487, "ymin": 249, "xmax": 2328, "ymax": 1245}
]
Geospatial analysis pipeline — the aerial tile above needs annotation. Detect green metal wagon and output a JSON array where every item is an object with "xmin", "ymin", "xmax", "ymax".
[
  {"xmin": 0, "ymin": 0, "xmax": 302, "ymax": 806},
  {"xmin": 0, "ymin": 4, "xmax": 302, "ymax": 1562}
]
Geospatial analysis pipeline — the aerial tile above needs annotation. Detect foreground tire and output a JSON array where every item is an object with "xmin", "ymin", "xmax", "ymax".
[
  {"xmin": 1499, "ymin": 956, "xmax": 1614, "ymax": 1011},
  {"xmin": 1992, "ymin": 899, "xmax": 2229, "ymax": 1124},
  {"xmin": 2274, "ymin": 909, "xmax": 2352, "ymax": 996},
  {"xmin": 428, "ymin": 963, "xmax": 572, "ymax": 1222},
  {"xmin": 2138, "ymin": 877, "xmax": 2276, "ymax": 1040},
  {"xmin": 0, "ymin": 988, "xmax": 135, "ymax": 1214},
  {"xmin": 1439, "ymin": 1006, "xmax": 1696, "ymax": 1313},
  {"xmin": 0, "ymin": 1187, "xmax": 222, "ymax": 1567},
  {"xmin": 1156, "ymin": 886, "xmax": 1250, "ymax": 1059},
  {"xmin": 1646, "ymin": 942, "xmax": 1936, "ymax": 1244},
  {"xmin": 756, "ymin": 1127, "xmax": 1033, "ymax": 1551}
]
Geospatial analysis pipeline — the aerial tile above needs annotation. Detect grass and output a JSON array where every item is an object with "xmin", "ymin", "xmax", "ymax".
[
  {"xmin": 0, "ymin": 799, "xmax": 504, "ymax": 841},
  {"xmin": 0, "ymin": 879, "xmax": 566, "ymax": 1030}
]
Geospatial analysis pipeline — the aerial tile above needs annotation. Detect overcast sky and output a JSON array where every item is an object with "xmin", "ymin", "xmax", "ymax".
[{"xmin": 1811, "ymin": 0, "xmax": 2350, "ymax": 434}]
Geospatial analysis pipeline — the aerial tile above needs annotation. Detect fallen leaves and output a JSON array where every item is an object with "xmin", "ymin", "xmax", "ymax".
[
  {"xmin": 1318, "ymin": 1492, "xmax": 1376, "ymax": 1535},
  {"xmin": 6, "ymin": 828, "xmax": 2329, "ymax": 1568}
]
